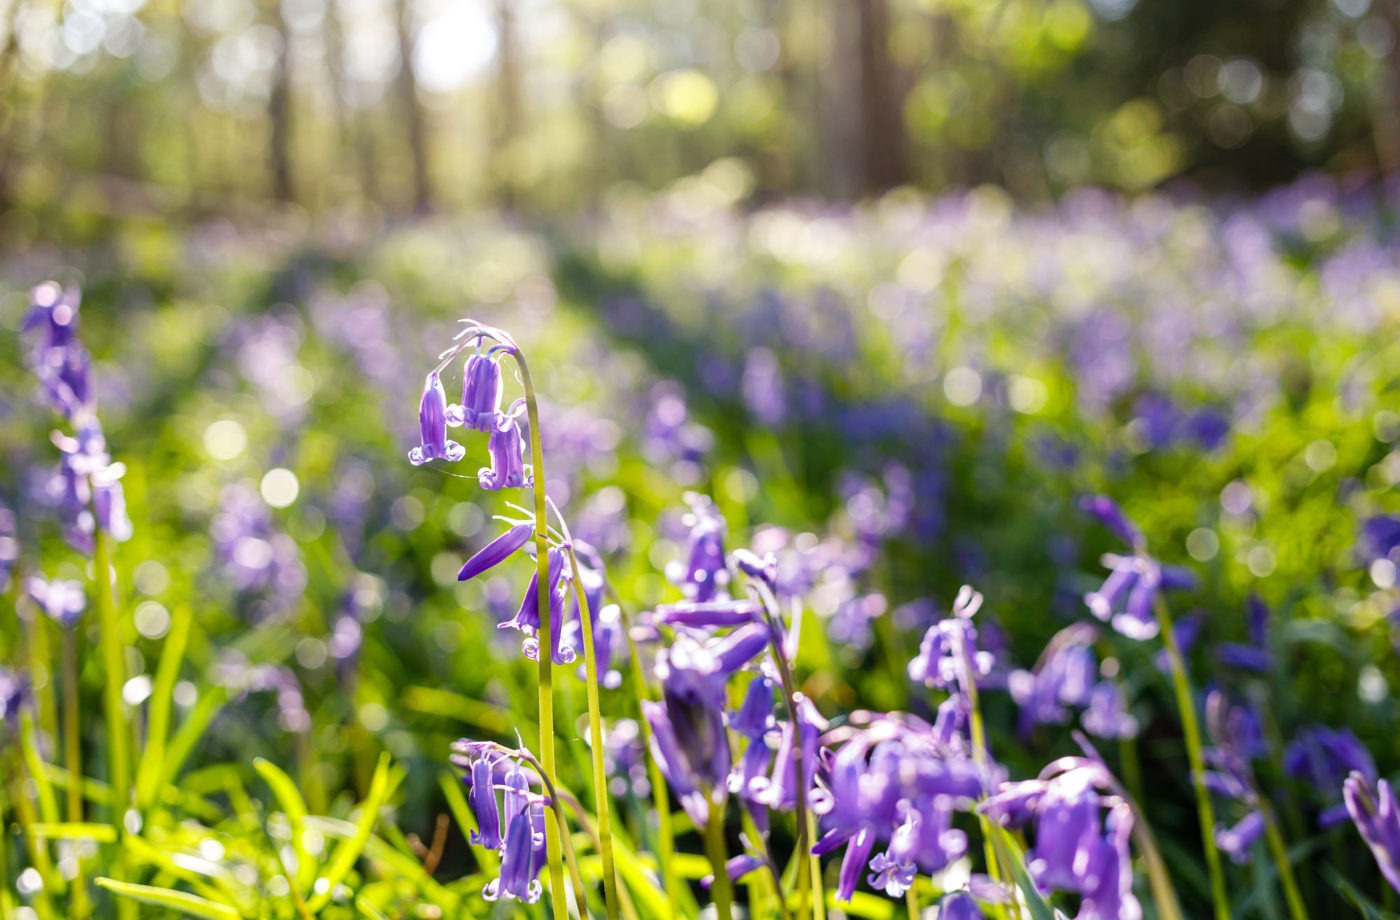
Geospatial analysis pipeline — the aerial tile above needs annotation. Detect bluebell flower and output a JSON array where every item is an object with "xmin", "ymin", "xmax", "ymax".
[
  {"xmin": 1081, "ymin": 681, "xmax": 1139, "ymax": 741},
  {"xmin": 408, "ymin": 373, "xmax": 465, "ymax": 466},
  {"xmin": 1081, "ymin": 495, "xmax": 1196, "ymax": 640},
  {"xmin": 981, "ymin": 758, "xmax": 1139, "ymax": 919},
  {"xmin": 935, "ymin": 891, "xmax": 986, "ymax": 920},
  {"xmin": 644, "ymin": 624, "xmax": 768, "ymax": 825},
  {"xmin": 0, "ymin": 505, "xmax": 18, "ymax": 591},
  {"xmin": 1285, "ymin": 725, "xmax": 1377, "ymax": 827},
  {"xmin": 1217, "ymin": 594, "xmax": 1272, "ymax": 673},
  {"xmin": 671, "ymin": 494, "xmax": 729, "ymax": 602},
  {"xmin": 478, "ymin": 415, "xmax": 531, "ymax": 490},
  {"xmin": 1344, "ymin": 771, "xmax": 1400, "ymax": 894},
  {"xmin": 0, "ymin": 668, "xmax": 24, "ymax": 737},
  {"xmin": 452, "ymin": 742, "xmax": 549, "ymax": 905},
  {"xmin": 814, "ymin": 714, "xmax": 982, "ymax": 903},
  {"xmin": 500, "ymin": 548, "xmax": 574, "ymax": 664},
  {"xmin": 1215, "ymin": 811, "xmax": 1266, "ymax": 865},
  {"xmin": 25, "ymin": 576, "xmax": 85, "ymax": 629},
  {"xmin": 908, "ymin": 586, "xmax": 994, "ymax": 693},
  {"xmin": 449, "ymin": 352, "xmax": 505, "ymax": 433},
  {"xmin": 458, "ymin": 522, "xmax": 534, "ymax": 582},
  {"xmin": 1008, "ymin": 623, "xmax": 1098, "ymax": 732},
  {"xmin": 24, "ymin": 282, "xmax": 93, "ymax": 423}
]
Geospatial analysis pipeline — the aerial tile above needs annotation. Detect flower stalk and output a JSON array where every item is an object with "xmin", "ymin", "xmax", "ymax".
[
  {"xmin": 515, "ymin": 351, "xmax": 571, "ymax": 920},
  {"xmin": 1153, "ymin": 595, "xmax": 1230, "ymax": 920}
]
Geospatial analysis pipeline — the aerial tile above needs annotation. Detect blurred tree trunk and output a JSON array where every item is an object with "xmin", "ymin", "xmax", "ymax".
[
  {"xmin": 493, "ymin": 0, "xmax": 523, "ymax": 209},
  {"xmin": 0, "ymin": 0, "xmax": 25, "ymax": 215},
  {"xmin": 1375, "ymin": 1, "xmax": 1400, "ymax": 175},
  {"xmin": 395, "ymin": 0, "xmax": 432, "ymax": 214},
  {"xmin": 324, "ymin": 0, "xmax": 352, "ymax": 180},
  {"xmin": 856, "ymin": 0, "xmax": 906, "ymax": 193},
  {"xmin": 267, "ymin": 0, "xmax": 295, "ymax": 202}
]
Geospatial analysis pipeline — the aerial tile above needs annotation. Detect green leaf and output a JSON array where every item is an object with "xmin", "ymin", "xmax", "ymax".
[
  {"xmin": 26, "ymin": 822, "xmax": 118, "ymax": 843},
  {"xmin": 137, "ymin": 603, "xmax": 193, "ymax": 810},
  {"xmin": 253, "ymin": 757, "xmax": 315, "ymax": 892},
  {"xmin": 822, "ymin": 890, "xmax": 895, "ymax": 919},
  {"xmin": 1326, "ymin": 867, "xmax": 1400, "ymax": 920},
  {"xmin": 95, "ymin": 878, "xmax": 241, "ymax": 920},
  {"xmin": 305, "ymin": 752, "xmax": 392, "ymax": 913},
  {"xmin": 989, "ymin": 825, "xmax": 1059, "ymax": 920}
]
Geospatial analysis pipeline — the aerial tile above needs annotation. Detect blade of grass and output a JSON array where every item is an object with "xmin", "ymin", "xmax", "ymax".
[
  {"xmin": 135, "ymin": 603, "xmax": 192, "ymax": 810},
  {"xmin": 95, "ymin": 878, "xmax": 240, "ymax": 920},
  {"xmin": 305, "ymin": 752, "xmax": 392, "ymax": 913},
  {"xmin": 253, "ymin": 757, "xmax": 316, "ymax": 894}
]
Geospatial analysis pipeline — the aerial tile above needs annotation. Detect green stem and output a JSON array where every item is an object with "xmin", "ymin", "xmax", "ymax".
[
  {"xmin": 563, "ymin": 543, "xmax": 620, "ymax": 920},
  {"xmin": 93, "ymin": 527, "xmax": 136, "ymax": 920},
  {"xmin": 1260, "ymin": 806, "xmax": 1308, "ymax": 920},
  {"xmin": 1153, "ymin": 595, "xmax": 1230, "ymax": 920},
  {"xmin": 753, "ymin": 583, "xmax": 815, "ymax": 920},
  {"xmin": 952, "ymin": 623, "xmax": 1014, "ymax": 920},
  {"xmin": 516, "ymin": 353, "xmax": 570, "ymax": 920},
  {"xmin": 614, "ymin": 589, "xmax": 684, "ymax": 918},
  {"xmin": 0, "ymin": 782, "xmax": 13, "ymax": 917},
  {"xmin": 906, "ymin": 886, "xmax": 919, "ymax": 920},
  {"xmin": 702, "ymin": 792, "xmax": 734, "ymax": 920},
  {"xmin": 63, "ymin": 630, "xmax": 91, "ymax": 919}
]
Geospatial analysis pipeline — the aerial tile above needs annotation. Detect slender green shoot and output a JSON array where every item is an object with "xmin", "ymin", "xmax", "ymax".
[
  {"xmin": 516, "ymin": 350, "xmax": 570, "ymax": 920},
  {"xmin": 1153, "ymin": 595, "xmax": 1230, "ymax": 920}
]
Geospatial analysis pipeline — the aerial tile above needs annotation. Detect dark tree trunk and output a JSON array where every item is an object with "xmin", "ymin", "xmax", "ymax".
[
  {"xmin": 493, "ymin": 0, "xmax": 523, "ymax": 209},
  {"xmin": 396, "ymin": 0, "xmax": 432, "ymax": 213},
  {"xmin": 856, "ymin": 0, "xmax": 906, "ymax": 193},
  {"xmin": 267, "ymin": 0, "xmax": 295, "ymax": 202}
]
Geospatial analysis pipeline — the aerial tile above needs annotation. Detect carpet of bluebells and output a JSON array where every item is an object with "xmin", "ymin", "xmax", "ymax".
[{"xmin": 1, "ymin": 174, "xmax": 1399, "ymax": 919}]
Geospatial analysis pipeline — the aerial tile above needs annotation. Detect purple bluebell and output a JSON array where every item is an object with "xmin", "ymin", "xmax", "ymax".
[
  {"xmin": 814, "ymin": 714, "xmax": 981, "ymax": 903},
  {"xmin": 45, "ymin": 423, "xmax": 133, "ymax": 551},
  {"xmin": 671, "ymin": 494, "xmax": 729, "ymax": 603},
  {"xmin": 0, "ymin": 505, "xmax": 17, "ymax": 591},
  {"xmin": 24, "ymin": 282, "xmax": 93, "ymax": 423},
  {"xmin": 458, "ymin": 522, "xmax": 534, "ymax": 582},
  {"xmin": 1081, "ymin": 681, "xmax": 1139, "ymax": 741},
  {"xmin": 0, "ymin": 668, "xmax": 24, "ymax": 735},
  {"xmin": 452, "ymin": 742, "xmax": 548, "ymax": 904},
  {"xmin": 655, "ymin": 599, "xmax": 761, "ymax": 628},
  {"xmin": 1215, "ymin": 811, "xmax": 1266, "ymax": 865},
  {"xmin": 1217, "ymin": 594, "xmax": 1272, "ymax": 673},
  {"xmin": 450, "ymin": 352, "xmax": 504, "ymax": 433},
  {"xmin": 730, "ymin": 675, "xmax": 777, "ymax": 816},
  {"xmin": 1344, "ymin": 771, "xmax": 1400, "ymax": 894},
  {"xmin": 908, "ymin": 586, "xmax": 994, "ymax": 694},
  {"xmin": 1080, "ymin": 495, "xmax": 1143, "ymax": 549},
  {"xmin": 643, "ymin": 624, "xmax": 768, "ymax": 824},
  {"xmin": 25, "ymin": 576, "xmax": 85, "ymax": 629},
  {"xmin": 935, "ymin": 891, "xmax": 985, "ymax": 920},
  {"xmin": 982, "ymin": 758, "xmax": 1138, "ymax": 918},
  {"xmin": 1285, "ymin": 726, "xmax": 1377, "ymax": 827},
  {"xmin": 467, "ymin": 755, "xmax": 504, "ymax": 849},
  {"xmin": 1361, "ymin": 515, "xmax": 1400, "ymax": 565},
  {"xmin": 408, "ymin": 373, "xmax": 465, "ymax": 466},
  {"xmin": 701, "ymin": 853, "xmax": 768, "ymax": 890},
  {"xmin": 500, "ymin": 548, "xmax": 574, "ymax": 664},
  {"xmin": 1081, "ymin": 495, "xmax": 1197, "ymax": 640},
  {"xmin": 478, "ymin": 415, "xmax": 531, "ymax": 490},
  {"xmin": 1008, "ymin": 623, "xmax": 1098, "ymax": 732},
  {"xmin": 751, "ymin": 694, "xmax": 823, "ymax": 813}
]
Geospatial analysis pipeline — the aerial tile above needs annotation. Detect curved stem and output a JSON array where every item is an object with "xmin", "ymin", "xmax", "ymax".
[
  {"xmin": 559, "ymin": 538, "xmax": 620, "ymax": 920},
  {"xmin": 515, "ymin": 352, "xmax": 569, "ymax": 920},
  {"xmin": 1153, "ymin": 595, "xmax": 1231, "ymax": 920}
]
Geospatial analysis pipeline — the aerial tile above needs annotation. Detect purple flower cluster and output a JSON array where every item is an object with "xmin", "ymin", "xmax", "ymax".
[
  {"xmin": 23, "ymin": 283, "xmax": 134, "ymax": 553},
  {"xmin": 981, "ymin": 757, "xmax": 1140, "ymax": 919},
  {"xmin": 451, "ymin": 741, "xmax": 550, "ymax": 904}
]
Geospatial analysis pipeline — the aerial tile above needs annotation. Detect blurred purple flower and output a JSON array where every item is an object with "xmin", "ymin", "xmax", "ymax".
[
  {"xmin": 408, "ymin": 372, "xmax": 464, "ymax": 466},
  {"xmin": 25, "ymin": 576, "xmax": 85, "ymax": 629},
  {"xmin": 1345, "ymin": 771, "xmax": 1400, "ymax": 894}
]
